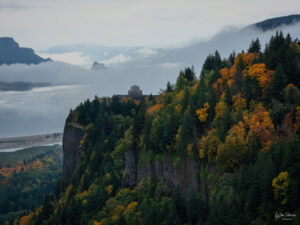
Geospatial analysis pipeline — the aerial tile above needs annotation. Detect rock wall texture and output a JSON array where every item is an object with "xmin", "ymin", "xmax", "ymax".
[
  {"xmin": 123, "ymin": 149, "xmax": 200, "ymax": 194},
  {"xmin": 62, "ymin": 123, "xmax": 84, "ymax": 185},
  {"xmin": 62, "ymin": 119, "xmax": 200, "ymax": 194}
]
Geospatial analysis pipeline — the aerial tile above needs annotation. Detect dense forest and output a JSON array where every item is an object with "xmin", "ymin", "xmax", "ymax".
[
  {"xmin": 16, "ymin": 32, "xmax": 300, "ymax": 225},
  {"xmin": 0, "ymin": 145, "xmax": 62, "ymax": 224}
]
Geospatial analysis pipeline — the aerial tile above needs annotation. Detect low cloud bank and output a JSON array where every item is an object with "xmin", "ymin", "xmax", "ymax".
[{"xmin": 0, "ymin": 23, "xmax": 300, "ymax": 137}]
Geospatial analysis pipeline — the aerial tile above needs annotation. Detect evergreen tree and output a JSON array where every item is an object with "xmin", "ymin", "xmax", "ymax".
[
  {"xmin": 233, "ymin": 54, "xmax": 244, "ymax": 92},
  {"xmin": 242, "ymin": 74, "xmax": 261, "ymax": 105},
  {"xmin": 228, "ymin": 50, "xmax": 236, "ymax": 65},
  {"xmin": 248, "ymin": 38, "xmax": 261, "ymax": 53},
  {"xmin": 267, "ymin": 64, "xmax": 287, "ymax": 101}
]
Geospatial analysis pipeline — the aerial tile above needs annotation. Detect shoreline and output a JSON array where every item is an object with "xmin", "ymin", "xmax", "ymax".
[
  {"xmin": 0, "ymin": 133, "xmax": 63, "ymax": 152},
  {"xmin": 0, "ymin": 142, "xmax": 62, "ymax": 153}
]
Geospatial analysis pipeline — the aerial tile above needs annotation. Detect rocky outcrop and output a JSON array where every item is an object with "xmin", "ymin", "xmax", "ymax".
[
  {"xmin": 91, "ymin": 61, "xmax": 106, "ymax": 71},
  {"xmin": 123, "ymin": 149, "xmax": 137, "ymax": 187},
  {"xmin": 61, "ymin": 114, "xmax": 199, "ymax": 193},
  {"xmin": 0, "ymin": 37, "xmax": 51, "ymax": 65},
  {"xmin": 123, "ymin": 149, "xmax": 200, "ymax": 194},
  {"xmin": 139, "ymin": 155, "xmax": 200, "ymax": 193},
  {"xmin": 62, "ymin": 122, "xmax": 84, "ymax": 185}
]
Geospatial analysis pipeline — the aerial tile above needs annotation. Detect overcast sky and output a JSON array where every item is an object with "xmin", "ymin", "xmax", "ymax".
[{"xmin": 0, "ymin": 0, "xmax": 299, "ymax": 50}]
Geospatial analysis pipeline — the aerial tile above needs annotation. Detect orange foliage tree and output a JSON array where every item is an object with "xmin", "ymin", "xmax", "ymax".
[
  {"xmin": 248, "ymin": 63, "xmax": 274, "ymax": 92},
  {"xmin": 246, "ymin": 104, "xmax": 275, "ymax": 153},
  {"xmin": 294, "ymin": 106, "xmax": 300, "ymax": 132},
  {"xmin": 146, "ymin": 104, "xmax": 162, "ymax": 115}
]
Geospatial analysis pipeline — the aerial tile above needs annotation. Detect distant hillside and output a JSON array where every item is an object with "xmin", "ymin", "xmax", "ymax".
[
  {"xmin": 254, "ymin": 14, "xmax": 300, "ymax": 31},
  {"xmin": 0, "ymin": 145, "xmax": 62, "ymax": 224},
  {"xmin": 0, "ymin": 37, "xmax": 51, "ymax": 65},
  {"xmin": 0, "ymin": 81, "xmax": 51, "ymax": 91}
]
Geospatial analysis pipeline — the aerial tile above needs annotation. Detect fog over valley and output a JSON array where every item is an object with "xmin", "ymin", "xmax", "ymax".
[{"xmin": 0, "ymin": 22, "xmax": 300, "ymax": 137}]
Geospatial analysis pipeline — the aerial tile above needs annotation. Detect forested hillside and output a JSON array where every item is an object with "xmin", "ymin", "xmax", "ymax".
[
  {"xmin": 0, "ymin": 145, "xmax": 62, "ymax": 225},
  {"xmin": 17, "ymin": 32, "xmax": 300, "ymax": 225}
]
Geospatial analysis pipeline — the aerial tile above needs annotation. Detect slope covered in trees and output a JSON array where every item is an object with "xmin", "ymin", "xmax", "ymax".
[
  {"xmin": 16, "ymin": 32, "xmax": 300, "ymax": 225},
  {"xmin": 0, "ymin": 145, "xmax": 62, "ymax": 225}
]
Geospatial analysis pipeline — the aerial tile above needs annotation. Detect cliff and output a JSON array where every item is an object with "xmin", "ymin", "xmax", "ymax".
[
  {"xmin": 62, "ymin": 122, "xmax": 84, "ymax": 185},
  {"xmin": 123, "ymin": 148, "xmax": 200, "ymax": 194},
  {"xmin": 62, "ymin": 122, "xmax": 200, "ymax": 194},
  {"xmin": 0, "ymin": 37, "xmax": 51, "ymax": 65}
]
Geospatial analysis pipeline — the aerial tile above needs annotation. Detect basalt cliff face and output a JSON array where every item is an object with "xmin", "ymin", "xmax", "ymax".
[
  {"xmin": 62, "ymin": 120, "xmax": 200, "ymax": 193},
  {"xmin": 62, "ymin": 122, "xmax": 84, "ymax": 185},
  {"xmin": 123, "ymin": 148, "xmax": 200, "ymax": 194}
]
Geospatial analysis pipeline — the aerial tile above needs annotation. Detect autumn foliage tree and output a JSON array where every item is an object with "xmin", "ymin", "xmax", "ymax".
[
  {"xmin": 245, "ymin": 104, "xmax": 275, "ymax": 153},
  {"xmin": 216, "ymin": 122, "xmax": 247, "ymax": 172}
]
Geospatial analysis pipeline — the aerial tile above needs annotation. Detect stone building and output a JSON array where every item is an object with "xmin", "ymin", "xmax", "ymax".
[{"xmin": 128, "ymin": 85, "xmax": 142, "ymax": 98}]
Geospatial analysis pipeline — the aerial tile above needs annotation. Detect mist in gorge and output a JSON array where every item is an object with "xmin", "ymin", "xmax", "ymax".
[{"xmin": 0, "ymin": 21, "xmax": 300, "ymax": 137}]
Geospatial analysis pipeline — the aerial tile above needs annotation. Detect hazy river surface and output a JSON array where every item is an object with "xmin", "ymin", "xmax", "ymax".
[{"xmin": 0, "ymin": 85, "xmax": 107, "ymax": 138}]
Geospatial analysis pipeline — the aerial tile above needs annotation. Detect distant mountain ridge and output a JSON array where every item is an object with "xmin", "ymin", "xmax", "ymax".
[
  {"xmin": 254, "ymin": 14, "xmax": 300, "ymax": 31},
  {"xmin": 0, "ymin": 37, "xmax": 51, "ymax": 65}
]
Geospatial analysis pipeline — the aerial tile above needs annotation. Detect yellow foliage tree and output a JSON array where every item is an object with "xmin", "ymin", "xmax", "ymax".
[
  {"xmin": 176, "ymin": 90, "xmax": 185, "ymax": 101},
  {"xmin": 232, "ymin": 93, "xmax": 247, "ymax": 112},
  {"xmin": 215, "ymin": 101, "xmax": 228, "ymax": 119},
  {"xmin": 272, "ymin": 171, "xmax": 289, "ymax": 205},
  {"xmin": 123, "ymin": 201, "xmax": 138, "ymax": 216},
  {"xmin": 199, "ymin": 130, "xmax": 222, "ymax": 162},
  {"xmin": 216, "ymin": 123, "xmax": 247, "ymax": 172},
  {"xmin": 229, "ymin": 121, "xmax": 246, "ymax": 138},
  {"xmin": 196, "ymin": 102, "xmax": 209, "ymax": 123},
  {"xmin": 105, "ymin": 185, "xmax": 113, "ymax": 195},
  {"xmin": 186, "ymin": 144, "xmax": 193, "ymax": 156},
  {"xmin": 113, "ymin": 205, "xmax": 125, "ymax": 216}
]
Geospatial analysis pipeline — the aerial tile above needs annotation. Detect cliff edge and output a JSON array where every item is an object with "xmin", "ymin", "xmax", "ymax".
[{"xmin": 62, "ymin": 122, "xmax": 84, "ymax": 185}]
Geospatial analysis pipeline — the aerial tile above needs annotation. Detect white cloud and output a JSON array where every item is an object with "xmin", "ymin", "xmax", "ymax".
[
  {"xmin": 135, "ymin": 48, "xmax": 158, "ymax": 56},
  {"xmin": 1, "ymin": 0, "xmax": 300, "ymax": 50},
  {"xmin": 38, "ymin": 52, "xmax": 92, "ymax": 68},
  {"xmin": 99, "ymin": 54, "xmax": 133, "ymax": 65}
]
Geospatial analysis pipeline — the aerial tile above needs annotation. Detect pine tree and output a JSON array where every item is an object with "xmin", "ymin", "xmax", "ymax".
[
  {"xmin": 248, "ymin": 38, "xmax": 261, "ymax": 53},
  {"xmin": 267, "ymin": 64, "xmax": 287, "ymax": 100}
]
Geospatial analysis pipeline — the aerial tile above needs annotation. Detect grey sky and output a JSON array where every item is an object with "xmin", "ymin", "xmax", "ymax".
[{"xmin": 0, "ymin": 0, "xmax": 299, "ymax": 50}]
